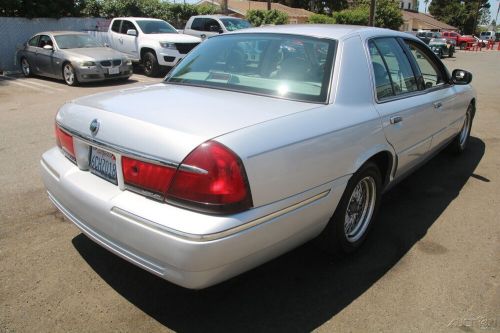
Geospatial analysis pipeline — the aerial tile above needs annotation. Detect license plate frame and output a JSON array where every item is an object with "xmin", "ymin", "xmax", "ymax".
[
  {"xmin": 89, "ymin": 147, "xmax": 118, "ymax": 185},
  {"xmin": 108, "ymin": 67, "xmax": 120, "ymax": 75}
]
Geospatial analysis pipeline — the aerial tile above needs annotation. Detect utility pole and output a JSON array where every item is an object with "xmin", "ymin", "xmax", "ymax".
[
  {"xmin": 369, "ymin": 0, "xmax": 376, "ymax": 26},
  {"xmin": 472, "ymin": 0, "xmax": 481, "ymax": 35},
  {"xmin": 268, "ymin": 0, "xmax": 271, "ymax": 11}
]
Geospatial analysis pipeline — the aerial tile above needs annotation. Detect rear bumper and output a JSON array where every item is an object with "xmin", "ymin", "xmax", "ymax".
[{"xmin": 41, "ymin": 147, "xmax": 346, "ymax": 289}]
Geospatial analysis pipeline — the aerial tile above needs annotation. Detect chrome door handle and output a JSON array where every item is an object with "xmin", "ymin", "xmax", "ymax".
[
  {"xmin": 390, "ymin": 116, "xmax": 403, "ymax": 124},
  {"xmin": 433, "ymin": 102, "xmax": 443, "ymax": 109}
]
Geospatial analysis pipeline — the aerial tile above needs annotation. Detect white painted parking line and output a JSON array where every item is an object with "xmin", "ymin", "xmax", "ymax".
[
  {"xmin": 23, "ymin": 78, "xmax": 65, "ymax": 91},
  {"xmin": 0, "ymin": 75, "xmax": 65, "ymax": 92},
  {"xmin": 0, "ymin": 76, "xmax": 50, "ymax": 93}
]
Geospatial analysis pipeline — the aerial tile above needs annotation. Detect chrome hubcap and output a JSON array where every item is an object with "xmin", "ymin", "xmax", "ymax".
[
  {"xmin": 459, "ymin": 110, "xmax": 471, "ymax": 148},
  {"xmin": 64, "ymin": 65, "xmax": 74, "ymax": 85},
  {"xmin": 22, "ymin": 59, "xmax": 30, "ymax": 75},
  {"xmin": 145, "ymin": 60, "xmax": 152, "ymax": 72},
  {"xmin": 344, "ymin": 176, "xmax": 376, "ymax": 242}
]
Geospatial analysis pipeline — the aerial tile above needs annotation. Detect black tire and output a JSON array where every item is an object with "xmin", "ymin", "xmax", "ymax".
[
  {"xmin": 20, "ymin": 57, "xmax": 32, "ymax": 77},
  {"xmin": 449, "ymin": 49, "xmax": 454, "ymax": 57},
  {"xmin": 318, "ymin": 161, "xmax": 382, "ymax": 255},
  {"xmin": 142, "ymin": 51, "xmax": 159, "ymax": 77},
  {"xmin": 448, "ymin": 103, "xmax": 474, "ymax": 154},
  {"xmin": 439, "ymin": 50, "xmax": 444, "ymax": 59},
  {"xmin": 62, "ymin": 63, "xmax": 78, "ymax": 86}
]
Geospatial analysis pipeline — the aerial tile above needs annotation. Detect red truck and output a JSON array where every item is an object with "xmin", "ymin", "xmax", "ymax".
[{"xmin": 442, "ymin": 31, "xmax": 477, "ymax": 49}]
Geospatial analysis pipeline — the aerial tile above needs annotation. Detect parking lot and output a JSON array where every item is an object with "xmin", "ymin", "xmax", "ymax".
[{"xmin": 1, "ymin": 50, "xmax": 499, "ymax": 332}]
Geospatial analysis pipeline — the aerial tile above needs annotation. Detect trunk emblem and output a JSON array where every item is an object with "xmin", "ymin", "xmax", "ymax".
[{"xmin": 90, "ymin": 119, "xmax": 100, "ymax": 136}]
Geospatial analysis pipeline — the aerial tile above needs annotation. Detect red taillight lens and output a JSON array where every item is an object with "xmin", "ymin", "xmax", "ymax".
[
  {"xmin": 55, "ymin": 124, "xmax": 76, "ymax": 160},
  {"xmin": 122, "ymin": 156, "xmax": 176, "ymax": 197},
  {"xmin": 166, "ymin": 141, "xmax": 252, "ymax": 214}
]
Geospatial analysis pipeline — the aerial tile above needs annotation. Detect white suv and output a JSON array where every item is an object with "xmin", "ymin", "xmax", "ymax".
[{"xmin": 108, "ymin": 17, "xmax": 202, "ymax": 76}]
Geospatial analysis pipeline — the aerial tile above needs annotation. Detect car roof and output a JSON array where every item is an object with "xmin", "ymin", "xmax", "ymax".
[
  {"xmin": 35, "ymin": 31, "xmax": 87, "ymax": 36},
  {"xmin": 230, "ymin": 24, "xmax": 417, "ymax": 41},
  {"xmin": 114, "ymin": 17, "xmax": 164, "ymax": 21},
  {"xmin": 192, "ymin": 15, "xmax": 242, "ymax": 19}
]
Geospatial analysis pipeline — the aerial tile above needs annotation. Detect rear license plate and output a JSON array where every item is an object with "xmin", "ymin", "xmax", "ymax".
[
  {"xmin": 108, "ymin": 67, "xmax": 120, "ymax": 75},
  {"xmin": 89, "ymin": 147, "xmax": 117, "ymax": 184}
]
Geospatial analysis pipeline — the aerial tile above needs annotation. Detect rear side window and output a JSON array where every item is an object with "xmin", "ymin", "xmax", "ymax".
[
  {"xmin": 38, "ymin": 35, "xmax": 53, "ymax": 48},
  {"xmin": 111, "ymin": 20, "xmax": 121, "ymax": 33},
  {"xmin": 368, "ymin": 38, "xmax": 418, "ymax": 100},
  {"xmin": 28, "ymin": 35, "xmax": 39, "ymax": 46},
  {"xmin": 191, "ymin": 18, "xmax": 204, "ymax": 31},
  {"xmin": 203, "ymin": 18, "xmax": 221, "ymax": 32}
]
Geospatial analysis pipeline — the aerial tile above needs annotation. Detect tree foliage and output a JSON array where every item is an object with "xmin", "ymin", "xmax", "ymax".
[
  {"xmin": 246, "ymin": 9, "xmax": 289, "ymax": 26},
  {"xmin": 429, "ymin": 0, "xmax": 491, "ymax": 34},
  {"xmin": 308, "ymin": 13, "xmax": 336, "ymax": 24},
  {"xmin": 0, "ymin": 0, "xmax": 85, "ymax": 18}
]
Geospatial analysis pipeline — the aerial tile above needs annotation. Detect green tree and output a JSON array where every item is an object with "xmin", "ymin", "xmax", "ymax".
[
  {"xmin": 308, "ymin": 13, "xmax": 336, "ymax": 24},
  {"xmin": 429, "ymin": 0, "xmax": 491, "ymax": 34},
  {"xmin": 1, "ymin": 0, "xmax": 85, "ymax": 18},
  {"xmin": 331, "ymin": 0, "xmax": 403, "ymax": 30},
  {"xmin": 246, "ymin": 9, "xmax": 289, "ymax": 26}
]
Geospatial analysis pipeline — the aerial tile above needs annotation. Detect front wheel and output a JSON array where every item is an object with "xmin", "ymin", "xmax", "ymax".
[
  {"xmin": 318, "ymin": 161, "xmax": 382, "ymax": 255},
  {"xmin": 142, "ymin": 52, "xmax": 159, "ymax": 77},
  {"xmin": 63, "ymin": 63, "xmax": 78, "ymax": 86}
]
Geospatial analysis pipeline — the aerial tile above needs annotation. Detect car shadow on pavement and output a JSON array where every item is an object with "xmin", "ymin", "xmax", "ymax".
[{"xmin": 72, "ymin": 137, "xmax": 485, "ymax": 333}]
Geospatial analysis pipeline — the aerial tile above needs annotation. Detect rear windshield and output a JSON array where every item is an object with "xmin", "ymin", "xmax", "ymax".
[
  {"xmin": 54, "ymin": 34, "xmax": 102, "ymax": 49},
  {"xmin": 166, "ymin": 33, "xmax": 336, "ymax": 103},
  {"xmin": 136, "ymin": 20, "xmax": 177, "ymax": 34}
]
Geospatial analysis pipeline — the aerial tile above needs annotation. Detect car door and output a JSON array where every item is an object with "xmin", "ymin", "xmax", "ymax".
[
  {"xmin": 35, "ymin": 35, "xmax": 56, "ymax": 75},
  {"xmin": 201, "ymin": 18, "xmax": 222, "ymax": 38},
  {"xmin": 404, "ymin": 39, "xmax": 463, "ymax": 151},
  {"xmin": 118, "ymin": 20, "xmax": 139, "ymax": 58},
  {"xmin": 109, "ymin": 19, "xmax": 123, "ymax": 50},
  {"xmin": 187, "ymin": 18, "xmax": 206, "ymax": 38},
  {"xmin": 368, "ymin": 38, "xmax": 440, "ymax": 178},
  {"xmin": 23, "ymin": 35, "xmax": 40, "ymax": 73}
]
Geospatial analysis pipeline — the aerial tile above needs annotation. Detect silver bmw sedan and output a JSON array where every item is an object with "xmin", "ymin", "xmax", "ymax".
[
  {"xmin": 41, "ymin": 25, "xmax": 476, "ymax": 289},
  {"xmin": 17, "ymin": 31, "xmax": 133, "ymax": 86}
]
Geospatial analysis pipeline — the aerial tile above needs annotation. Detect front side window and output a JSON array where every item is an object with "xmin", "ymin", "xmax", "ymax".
[
  {"xmin": 54, "ymin": 34, "xmax": 102, "ymax": 49},
  {"xmin": 120, "ymin": 20, "xmax": 137, "ymax": 34},
  {"xmin": 203, "ymin": 18, "xmax": 221, "ymax": 32},
  {"xmin": 28, "ymin": 35, "xmax": 39, "ymax": 46},
  {"xmin": 38, "ymin": 35, "xmax": 53, "ymax": 48},
  {"xmin": 136, "ymin": 20, "xmax": 177, "ymax": 34},
  {"xmin": 405, "ymin": 40, "xmax": 447, "ymax": 89},
  {"xmin": 166, "ymin": 33, "xmax": 336, "ymax": 103},
  {"xmin": 368, "ymin": 38, "xmax": 418, "ymax": 100}
]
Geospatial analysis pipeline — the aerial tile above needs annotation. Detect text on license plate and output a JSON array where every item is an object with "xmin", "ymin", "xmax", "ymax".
[
  {"xmin": 89, "ymin": 147, "xmax": 117, "ymax": 184},
  {"xmin": 108, "ymin": 67, "xmax": 120, "ymax": 75}
]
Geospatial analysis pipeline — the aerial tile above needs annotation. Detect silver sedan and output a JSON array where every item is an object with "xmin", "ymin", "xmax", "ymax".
[
  {"xmin": 41, "ymin": 25, "xmax": 476, "ymax": 289},
  {"xmin": 17, "ymin": 31, "xmax": 133, "ymax": 86}
]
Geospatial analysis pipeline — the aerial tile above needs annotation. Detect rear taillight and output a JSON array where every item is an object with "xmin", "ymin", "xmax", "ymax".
[
  {"xmin": 55, "ymin": 124, "xmax": 76, "ymax": 161},
  {"xmin": 166, "ymin": 141, "xmax": 252, "ymax": 214},
  {"xmin": 122, "ymin": 157, "xmax": 176, "ymax": 197}
]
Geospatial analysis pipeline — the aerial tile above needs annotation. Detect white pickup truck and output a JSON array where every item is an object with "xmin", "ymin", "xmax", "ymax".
[{"xmin": 107, "ymin": 17, "xmax": 201, "ymax": 76}]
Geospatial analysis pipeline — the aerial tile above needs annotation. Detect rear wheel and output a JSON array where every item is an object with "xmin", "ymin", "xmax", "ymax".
[
  {"xmin": 449, "ymin": 103, "xmax": 473, "ymax": 154},
  {"xmin": 143, "ymin": 51, "xmax": 159, "ymax": 77},
  {"xmin": 21, "ymin": 57, "xmax": 31, "ymax": 77},
  {"xmin": 318, "ymin": 162, "xmax": 382, "ymax": 255},
  {"xmin": 63, "ymin": 63, "xmax": 78, "ymax": 86}
]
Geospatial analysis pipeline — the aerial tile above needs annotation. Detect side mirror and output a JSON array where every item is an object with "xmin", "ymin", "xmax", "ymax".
[
  {"xmin": 127, "ymin": 29, "xmax": 137, "ymax": 36},
  {"xmin": 451, "ymin": 69, "xmax": 472, "ymax": 85},
  {"xmin": 43, "ymin": 44, "xmax": 53, "ymax": 51}
]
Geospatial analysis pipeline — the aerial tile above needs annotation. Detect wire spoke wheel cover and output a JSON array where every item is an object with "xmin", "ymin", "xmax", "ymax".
[
  {"xmin": 459, "ymin": 109, "xmax": 471, "ymax": 149},
  {"xmin": 344, "ymin": 176, "xmax": 377, "ymax": 243}
]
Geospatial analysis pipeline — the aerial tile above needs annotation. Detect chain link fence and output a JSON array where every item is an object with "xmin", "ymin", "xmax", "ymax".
[{"xmin": 0, "ymin": 17, "xmax": 109, "ymax": 73}]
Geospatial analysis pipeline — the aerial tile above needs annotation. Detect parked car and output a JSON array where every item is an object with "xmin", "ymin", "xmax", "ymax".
[
  {"xmin": 416, "ymin": 31, "xmax": 441, "ymax": 44},
  {"xmin": 479, "ymin": 30, "xmax": 496, "ymax": 42},
  {"xmin": 441, "ymin": 31, "xmax": 476, "ymax": 49},
  {"xmin": 184, "ymin": 15, "xmax": 252, "ymax": 39},
  {"xmin": 428, "ymin": 37, "xmax": 455, "ymax": 58},
  {"xmin": 108, "ymin": 17, "xmax": 201, "ymax": 76},
  {"xmin": 17, "ymin": 31, "xmax": 132, "ymax": 86},
  {"xmin": 41, "ymin": 25, "xmax": 476, "ymax": 289}
]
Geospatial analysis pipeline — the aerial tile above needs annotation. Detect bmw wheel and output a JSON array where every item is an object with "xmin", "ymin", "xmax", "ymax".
[
  {"xmin": 21, "ymin": 58, "xmax": 32, "ymax": 77},
  {"xmin": 63, "ymin": 63, "xmax": 78, "ymax": 86},
  {"xmin": 319, "ymin": 161, "xmax": 382, "ymax": 254}
]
